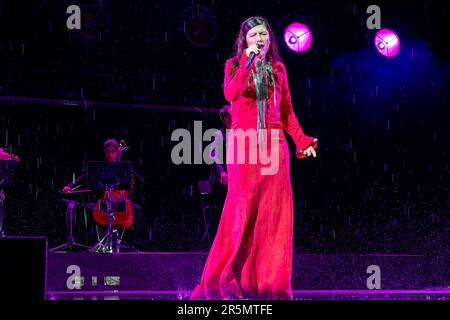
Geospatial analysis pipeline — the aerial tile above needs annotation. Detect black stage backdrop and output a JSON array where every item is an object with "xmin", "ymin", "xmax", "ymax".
[{"xmin": 0, "ymin": 0, "xmax": 448, "ymax": 255}]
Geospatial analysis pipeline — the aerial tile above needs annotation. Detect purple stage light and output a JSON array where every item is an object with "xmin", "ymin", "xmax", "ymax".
[
  {"xmin": 374, "ymin": 28, "xmax": 400, "ymax": 58},
  {"xmin": 288, "ymin": 36, "xmax": 297, "ymax": 45},
  {"xmin": 283, "ymin": 22, "xmax": 312, "ymax": 53}
]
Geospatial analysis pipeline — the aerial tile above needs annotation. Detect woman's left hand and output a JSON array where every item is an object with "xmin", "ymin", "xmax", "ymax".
[{"xmin": 301, "ymin": 146, "xmax": 317, "ymax": 158}]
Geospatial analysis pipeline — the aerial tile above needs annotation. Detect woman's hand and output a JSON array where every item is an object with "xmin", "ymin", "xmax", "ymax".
[
  {"xmin": 62, "ymin": 186, "xmax": 72, "ymax": 193},
  {"xmin": 301, "ymin": 146, "xmax": 317, "ymax": 158},
  {"xmin": 245, "ymin": 43, "xmax": 262, "ymax": 57}
]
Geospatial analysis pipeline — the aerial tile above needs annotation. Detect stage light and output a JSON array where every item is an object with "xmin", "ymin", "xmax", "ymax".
[
  {"xmin": 374, "ymin": 28, "xmax": 400, "ymax": 58},
  {"xmin": 180, "ymin": 6, "xmax": 217, "ymax": 47},
  {"xmin": 283, "ymin": 22, "xmax": 312, "ymax": 53}
]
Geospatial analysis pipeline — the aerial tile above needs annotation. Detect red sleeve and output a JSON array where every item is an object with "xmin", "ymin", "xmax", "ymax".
[
  {"xmin": 279, "ymin": 63, "xmax": 318, "ymax": 159},
  {"xmin": 223, "ymin": 54, "xmax": 252, "ymax": 102}
]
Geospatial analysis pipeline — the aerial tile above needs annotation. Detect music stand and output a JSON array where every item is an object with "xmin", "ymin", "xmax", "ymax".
[
  {"xmin": 49, "ymin": 199, "xmax": 91, "ymax": 252},
  {"xmin": 88, "ymin": 161, "xmax": 132, "ymax": 253},
  {"xmin": 0, "ymin": 160, "xmax": 18, "ymax": 237}
]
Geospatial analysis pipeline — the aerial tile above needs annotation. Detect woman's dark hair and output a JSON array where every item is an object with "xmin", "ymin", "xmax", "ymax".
[{"xmin": 229, "ymin": 16, "xmax": 282, "ymax": 70}]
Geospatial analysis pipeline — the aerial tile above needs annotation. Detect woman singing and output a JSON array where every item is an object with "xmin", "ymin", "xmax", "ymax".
[{"xmin": 191, "ymin": 16, "xmax": 318, "ymax": 300}]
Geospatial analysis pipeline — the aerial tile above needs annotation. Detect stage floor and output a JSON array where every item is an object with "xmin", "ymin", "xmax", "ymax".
[
  {"xmin": 44, "ymin": 251, "xmax": 449, "ymax": 300},
  {"xmin": 45, "ymin": 289, "xmax": 450, "ymax": 300}
]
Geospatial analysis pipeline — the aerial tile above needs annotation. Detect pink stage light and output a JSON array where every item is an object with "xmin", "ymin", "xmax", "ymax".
[
  {"xmin": 374, "ymin": 28, "xmax": 401, "ymax": 58},
  {"xmin": 283, "ymin": 22, "xmax": 312, "ymax": 53}
]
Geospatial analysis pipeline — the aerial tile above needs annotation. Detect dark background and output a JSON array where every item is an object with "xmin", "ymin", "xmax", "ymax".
[{"xmin": 0, "ymin": 0, "xmax": 448, "ymax": 255}]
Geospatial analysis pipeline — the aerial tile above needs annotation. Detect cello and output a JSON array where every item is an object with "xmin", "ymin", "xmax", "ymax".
[{"xmin": 93, "ymin": 140, "xmax": 134, "ymax": 229}]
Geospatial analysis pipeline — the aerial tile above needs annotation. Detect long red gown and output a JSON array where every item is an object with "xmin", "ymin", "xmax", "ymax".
[{"xmin": 191, "ymin": 53, "xmax": 318, "ymax": 300}]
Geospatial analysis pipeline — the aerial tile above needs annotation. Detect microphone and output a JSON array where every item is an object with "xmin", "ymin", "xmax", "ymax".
[{"xmin": 245, "ymin": 43, "xmax": 262, "ymax": 69}]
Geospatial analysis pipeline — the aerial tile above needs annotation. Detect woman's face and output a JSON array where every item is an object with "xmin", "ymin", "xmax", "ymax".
[
  {"xmin": 245, "ymin": 24, "xmax": 270, "ymax": 56},
  {"xmin": 105, "ymin": 146, "xmax": 118, "ymax": 162}
]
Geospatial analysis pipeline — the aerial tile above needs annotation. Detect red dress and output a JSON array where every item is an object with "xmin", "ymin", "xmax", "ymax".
[{"xmin": 191, "ymin": 53, "xmax": 318, "ymax": 300}]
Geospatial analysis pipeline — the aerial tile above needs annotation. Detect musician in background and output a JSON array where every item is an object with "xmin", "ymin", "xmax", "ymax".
[
  {"xmin": 0, "ymin": 147, "xmax": 19, "ymax": 237},
  {"xmin": 209, "ymin": 105, "xmax": 231, "ymax": 191},
  {"xmin": 205, "ymin": 106, "xmax": 231, "ymax": 237},
  {"xmin": 62, "ymin": 139, "xmax": 141, "ymax": 251},
  {"xmin": 63, "ymin": 139, "xmax": 125, "ymax": 192}
]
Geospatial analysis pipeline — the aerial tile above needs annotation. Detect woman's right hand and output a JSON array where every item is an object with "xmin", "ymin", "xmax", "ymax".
[
  {"xmin": 245, "ymin": 43, "xmax": 262, "ymax": 57},
  {"xmin": 62, "ymin": 186, "xmax": 72, "ymax": 193}
]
